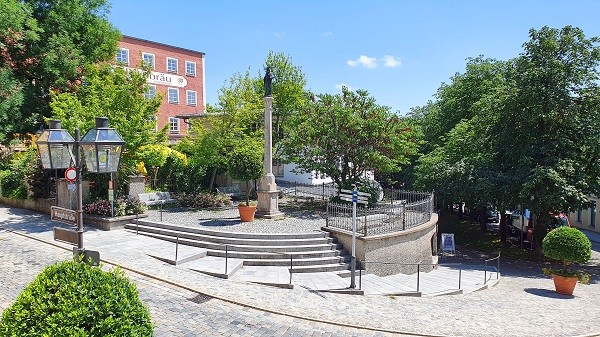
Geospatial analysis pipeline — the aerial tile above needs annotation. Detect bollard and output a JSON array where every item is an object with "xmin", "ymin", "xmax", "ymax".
[
  {"xmin": 417, "ymin": 264, "xmax": 420, "ymax": 292},
  {"xmin": 175, "ymin": 236, "xmax": 179, "ymax": 262},
  {"xmin": 484, "ymin": 260, "xmax": 488, "ymax": 285},
  {"xmin": 289, "ymin": 254, "xmax": 293, "ymax": 285},
  {"xmin": 160, "ymin": 201, "xmax": 164, "ymax": 222},
  {"xmin": 225, "ymin": 245, "xmax": 228, "ymax": 275},
  {"xmin": 359, "ymin": 268, "xmax": 362, "ymax": 290},
  {"xmin": 459, "ymin": 266, "xmax": 462, "ymax": 289}
]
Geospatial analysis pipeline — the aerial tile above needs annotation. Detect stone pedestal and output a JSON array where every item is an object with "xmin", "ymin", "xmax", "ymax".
[
  {"xmin": 128, "ymin": 175, "xmax": 146, "ymax": 199},
  {"xmin": 57, "ymin": 178, "xmax": 89, "ymax": 210},
  {"xmin": 256, "ymin": 96, "xmax": 284, "ymax": 219}
]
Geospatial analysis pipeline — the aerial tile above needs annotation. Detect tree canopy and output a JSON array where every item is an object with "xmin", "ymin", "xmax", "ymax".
[
  {"xmin": 0, "ymin": 0, "xmax": 120, "ymax": 144},
  {"xmin": 281, "ymin": 87, "xmax": 420, "ymax": 190}
]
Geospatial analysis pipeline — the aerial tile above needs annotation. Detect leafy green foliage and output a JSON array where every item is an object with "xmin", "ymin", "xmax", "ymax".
[
  {"xmin": 281, "ymin": 87, "xmax": 419, "ymax": 190},
  {"xmin": 227, "ymin": 139, "xmax": 264, "ymax": 206},
  {"xmin": 173, "ymin": 192, "xmax": 232, "ymax": 209},
  {"xmin": 83, "ymin": 198, "xmax": 147, "ymax": 216},
  {"xmin": 157, "ymin": 150, "xmax": 206, "ymax": 193},
  {"xmin": 0, "ymin": 147, "xmax": 37, "ymax": 199},
  {"xmin": 542, "ymin": 226, "xmax": 592, "ymax": 270},
  {"xmin": 0, "ymin": 0, "xmax": 120, "ymax": 144},
  {"xmin": 0, "ymin": 260, "xmax": 153, "ymax": 336}
]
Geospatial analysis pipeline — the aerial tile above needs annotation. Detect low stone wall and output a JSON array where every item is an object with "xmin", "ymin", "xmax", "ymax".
[
  {"xmin": 83, "ymin": 213, "xmax": 148, "ymax": 231},
  {"xmin": 323, "ymin": 213, "xmax": 438, "ymax": 276},
  {"xmin": 0, "ymin": 196, "xmax": 55, "ymax": 214}
]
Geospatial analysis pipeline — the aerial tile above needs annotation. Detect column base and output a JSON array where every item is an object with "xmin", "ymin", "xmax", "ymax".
[{"xmin": 256, "ymin": 190, "xmax": 285, "ymax": 220}]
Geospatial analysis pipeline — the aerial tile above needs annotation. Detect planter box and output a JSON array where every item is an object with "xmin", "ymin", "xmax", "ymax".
[{"xmin": 83, "ymin": 213, "xmax": 148, "ymax": 231}]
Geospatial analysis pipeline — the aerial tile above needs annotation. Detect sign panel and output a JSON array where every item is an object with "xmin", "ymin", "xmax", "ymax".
[
  {"xmin": 440, "ymin": 233, "xmax": 455, "ymax": 255},
  {"xmin": 65, "ymin": 167, "xmax": 76, "ymax": 182},
  {"xmin": 54, "ymin": 227, "xmax": 78, "ymax": 246},
  {"xmin": 51, "ymin": 206, "xmax": 77, "ymax": 226},
  {"xmin": 123, "ymin": 67, "xmax": 188, "ymax": 87}
]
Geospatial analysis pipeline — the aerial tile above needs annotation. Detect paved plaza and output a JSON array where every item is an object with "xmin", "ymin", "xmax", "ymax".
[{"xmin": 1, "ymin": 205, "xmax": 600, "ymax": 337}]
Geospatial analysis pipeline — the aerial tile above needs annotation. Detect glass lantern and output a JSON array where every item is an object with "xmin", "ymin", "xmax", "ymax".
[
  {"xmin": 80, "ymin": 117, "xmax": 125, "ymax": 173},
  {"xmin": 35, "ymin": 120, "xmax": 75, "ymax": 169}
]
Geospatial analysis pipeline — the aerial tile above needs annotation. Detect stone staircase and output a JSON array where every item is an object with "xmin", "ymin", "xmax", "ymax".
[{"xmin": 124, "ymin": 219, "xmax": 351, "ymax": 276}]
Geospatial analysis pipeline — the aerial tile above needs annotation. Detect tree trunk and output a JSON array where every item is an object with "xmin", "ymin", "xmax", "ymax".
[{"xmin": 209, "ymin": 167, "xmax": 217, "ymax": 191}]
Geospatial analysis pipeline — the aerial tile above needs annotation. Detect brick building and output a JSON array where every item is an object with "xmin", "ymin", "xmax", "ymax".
[{"xmin": 116, "ymin": 35, "xmax": 205, "ymax": 142}]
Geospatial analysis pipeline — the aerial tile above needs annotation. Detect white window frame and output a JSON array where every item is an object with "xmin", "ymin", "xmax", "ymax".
[
  {"xmin": 116, "ymin": 48, "xmax": 129, "ymax": 65},
  {"xmin": 145, "ymin": 85, "xmax": 156, "ymax": 99},
  {"xmin": 186, "ymin": 90, "xmax": 197, "ymax": 106},
  {"xmin": 167, "ymin": 57, "xmax": 178, "ymax": 73},
  {"xmin": 169, "ymin": 117, "xmax": 180, "ymax": 134},
  {"xmin": 142, "ymin": 52, "xmax": 155, "ymax": 69},
  {"xmin": 185, "ymin": 60, "xmax": 196, "ymax": 77},
  {"xmin": 168, "ymin": 87, "xmax": 179, "ymax": 103}
]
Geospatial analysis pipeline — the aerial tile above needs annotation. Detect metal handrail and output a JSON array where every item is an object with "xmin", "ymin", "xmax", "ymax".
[
  {"xmin": 222, "ymin": 244, "xmax": 294, "ymax": 284},
  {"xmin": 484, "ymin": 253, "xmax": 501, "ymax": 284}
]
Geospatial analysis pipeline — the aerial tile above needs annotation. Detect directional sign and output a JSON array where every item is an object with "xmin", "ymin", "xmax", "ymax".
[
  {"xmin": 339, "ymin": 189, "xmax": 370, "ymax": 205},
  {"xmin": 65, "ymin": 167, "xmax": 77, "ymax": 182},
  {"xmin": 54, "ymin": 227, "xmax": 78, "ymax": 246},
  {"xmin": 51, "ymin": 206, "xmax": 77, "ymax": 226}
]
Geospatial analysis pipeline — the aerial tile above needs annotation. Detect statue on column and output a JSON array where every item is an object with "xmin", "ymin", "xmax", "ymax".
[{"xmin": 264, "ymin": 67, "xmax": 275, "ymax": 97}]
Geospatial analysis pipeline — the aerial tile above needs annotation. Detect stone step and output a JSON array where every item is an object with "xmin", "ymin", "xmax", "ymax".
[
  {"xmin": 289, "ymin": 263, "xmax": 350, "ymax": 274},
  {"xmin": 243, "ymin": 256, "xmax": 350, "ymax": 267},
  {"xmin": 207, "ymin": 249, "xmax": 345, "ymax": 260},
  {"xmin": 130, "ymin": 220, "xmax": 329, "ymax": 240},
  {"xmin": 125, "ymin": 224, "xmax": 334, "ymax": 247},
  {"xmin": 128, "ymin": 230, "xmax": 341, "ymax": 253}
]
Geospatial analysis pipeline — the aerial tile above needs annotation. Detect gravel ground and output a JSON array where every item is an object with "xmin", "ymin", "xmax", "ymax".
[{"xmin": 147, "ymin": 197, "xmax": 327, "ymax": 234}]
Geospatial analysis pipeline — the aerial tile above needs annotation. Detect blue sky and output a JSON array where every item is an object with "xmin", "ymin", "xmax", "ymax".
[{"xmin": 107, "ymin": 1, "xmax": 600, "ymax": 115}]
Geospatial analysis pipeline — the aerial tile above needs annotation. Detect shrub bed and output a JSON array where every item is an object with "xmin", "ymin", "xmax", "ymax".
[
  {"xmin": 0, "ymin": 260, "xmax": 153, "ymax": 336},
  {"xmin": 173, "ymin": 192, "xmax": 232, "ymax": 209},
  {"xmin": 84, "ymin": 198, "xmax": 147, "ymax": 217}
]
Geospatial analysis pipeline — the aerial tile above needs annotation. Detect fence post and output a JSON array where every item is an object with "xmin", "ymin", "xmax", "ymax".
[
  {"xmin": 402, "ymin": 203, "xmax": 406, "ymax": 230},
  {"xmin": 322, "ymin": 182, "xmax": 325, "ymax": 200},
  {"xmin": 417, "ymin": 264, "xmax": 420, "ymax": 293},
  {"xmin": 325, "ymin": 200, "xmax": 329, "ymax": 227}
]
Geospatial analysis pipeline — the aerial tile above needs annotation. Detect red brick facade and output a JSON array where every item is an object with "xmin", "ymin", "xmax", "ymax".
[{"xmin": 117, "ymin": 35, "xmax": 205, "ymax": 142}]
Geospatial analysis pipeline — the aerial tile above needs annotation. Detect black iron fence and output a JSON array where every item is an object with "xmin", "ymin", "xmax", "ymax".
[
  {"xmin": 325, "ymin": 191, "xmax": 434, "ymax": 236},
  {"xmin": 277, "ymin": 180, "xmax": 338, "ymax": 200}
]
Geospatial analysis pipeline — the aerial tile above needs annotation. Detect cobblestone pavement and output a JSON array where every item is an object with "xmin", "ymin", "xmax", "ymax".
[{"xmin": 2, "ymin": 205, "xmax": 600, "ymax": 337}]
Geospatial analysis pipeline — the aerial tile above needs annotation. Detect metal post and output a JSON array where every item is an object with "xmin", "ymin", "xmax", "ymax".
[
  {"xmin": 289, "ymin": 254, "xmax": 293, "ymax": 285},
  {"xmin": 160, "ymin": 200, "xmax": 163, "ymax": 222},
  {"xmin": 402, "ymin": 203, "xmax": 406, "ymax": 230},
  {"xmin": 484, "ymin": 261, "xmax": 488, "ymax": 285},
  {"xmin": 359, "ymin": 263, "xmax": 362, "ymax": 290},
  {"xmin": 350, "ymin": 188, "xmax": 357, "ymax": 289},
  {"xmin": 520, "ymin": 204, "xmax": 524, "ymax": 249},
  {"xmin": 74, "ymin": 128, "xmax": 84, "ymax": 258},
  {"xmin": 497, "ymin": 255, "xmax": 500, "ymax": 280},
  {"xmin": 175, "ymin": 236, "xmax": 179, "ymax": 262},
  {"xmin": 325, "ymin": 200, "xmax": 329, "ymax": 227},
  {"xmin": 225, "ymin": 245, "xmax": 228, "ymax": 274},
  {"xmin": 322, "ymin": 182, "xmax": 325, "ymax": 200},
  {"xmin": 417, "ymin": 264, "xmax": 420, "ymax": 292},
  {"xmin": 459, "ymin": 266, "xmax": 462, "ymax": 289}
]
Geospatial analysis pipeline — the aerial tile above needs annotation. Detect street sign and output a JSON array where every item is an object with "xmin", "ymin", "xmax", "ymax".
[
  {"xmin": 441, "ymin": 233, "xmax": 455, "ymax": 256},
  {"xmin": 65, "ymin": 167, "xmax": 76, "ymax": 182},
  {"xmin": 67, "ymin": 183, "xmax": 76, "ymax": 191},
  {"xmin": 54, "ymin": 227, "xmax": 78, "ymax": 246},
  {"xmin": 339, "ymin": 189, "xmax": 369, "ymax": 204},
  {"xmin": 51, "ymin": 206, "xmax": 77, "ymax": 226},
  {"xmin": 108, "ymin": 188, "xmax": 114, "ymax": 202}
]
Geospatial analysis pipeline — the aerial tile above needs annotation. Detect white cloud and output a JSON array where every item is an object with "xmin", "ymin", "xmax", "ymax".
[
  {"xmin": 321, "ymin": 31, "xmax": 333, "ymax": 37},
  {"xmin": 273, "ymin": 31, "xmax": 286, "ymax": 38},
  {"xmin": 335, "ymin": 83, "xmax": 356, "ymax": 91},
  {"xmin": 347, "ymin": 55, "xmax": 377, "ymax": 69},
  {"xmin": 382, "ymin": 55, "xmax": 401, "ymax": 68}
]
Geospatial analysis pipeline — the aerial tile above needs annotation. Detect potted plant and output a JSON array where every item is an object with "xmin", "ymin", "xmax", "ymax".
[
  {"xmin": 541, "ymin": 226, "xmax": 592, "ymax": 295},
  {"xmin": 227, "ymin": 140, "xmax": 263, "ymax": 222}
]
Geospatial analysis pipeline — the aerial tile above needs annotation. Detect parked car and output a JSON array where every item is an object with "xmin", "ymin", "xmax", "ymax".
[{"xmin": 485, "ymin": 210, "xmax": 499, "ymax": 223}]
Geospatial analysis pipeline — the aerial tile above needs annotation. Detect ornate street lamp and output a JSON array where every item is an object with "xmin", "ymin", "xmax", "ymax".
[
  {"xmin": 80, "ymin": 117, "xmax": 125, "ymax": 173},
  {"xmin": 36, "ymin": 117, "xmax": 124, "ymax": 262},
  {"xmin": 36, "ymin": 120, "xmax": 75, "ymax": 169}
]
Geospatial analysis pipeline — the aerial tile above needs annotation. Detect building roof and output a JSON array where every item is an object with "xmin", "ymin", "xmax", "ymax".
[{"xmin": 122, "ymin": 35, "xmax": 205, "ymax": 56}]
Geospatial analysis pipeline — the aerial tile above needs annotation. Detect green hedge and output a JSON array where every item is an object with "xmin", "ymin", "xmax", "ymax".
[{"xmin": 0, "ymin": 260, "xmax": 153, "ymax": 336}]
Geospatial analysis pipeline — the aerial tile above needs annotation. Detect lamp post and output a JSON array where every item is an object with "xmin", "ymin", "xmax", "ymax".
[{"xmin": 36, "ymin": 117, "xmax": 124, "ymax": 260}]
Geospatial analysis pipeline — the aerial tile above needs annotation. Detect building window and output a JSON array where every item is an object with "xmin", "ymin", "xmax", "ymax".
[
  {"xmin": 116, "ymin": 48, "xmax": 129, "ymax": 65},
  {"xmin": 145, "ymin": 85, "xmax": 156, "ymax": 99},
  {"xmin": 142, "ymin": 52, "xmax": 155, "ymax": 69},
  {"xmin": 186, "ymin": 90, "xmax": 197, "ymax": 106},
  {"xmin": 169, "ymin": 117, "xmax": 180, "ymax": 134},
  {"xmin": 185, "ymin": 61, "xmax": 196, "ymax": 76},
  {"xmin": 168, "ymin": 88, "xmax": 179, "ymax": 103},
  {"xmin": 167, "ymin": 57, "xmax": 178, "ymax": 73}
]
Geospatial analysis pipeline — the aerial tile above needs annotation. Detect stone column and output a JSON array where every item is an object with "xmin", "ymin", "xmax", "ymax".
[{"xmin": 256, "ymin": 96, "xmax": 284, "ymax": 219}]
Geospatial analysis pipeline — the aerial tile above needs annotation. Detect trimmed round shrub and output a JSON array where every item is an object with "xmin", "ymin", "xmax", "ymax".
[
  {"xmin": 542, "ymin": 226, "xmax": 592, "ymax": 269},
  {"xmin": 0, "ymin": 260, "xmax": 153, "ymax": 336}
]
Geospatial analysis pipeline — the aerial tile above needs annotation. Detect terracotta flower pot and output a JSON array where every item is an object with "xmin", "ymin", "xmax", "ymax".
[
  {"xmin": 237, "ymin": 204, "xmax": 257, "ymax": 222},
  {"xmin": 552, "ymin": 274, "xmax": 578, "ymax": 295}
]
